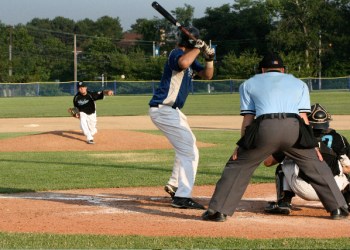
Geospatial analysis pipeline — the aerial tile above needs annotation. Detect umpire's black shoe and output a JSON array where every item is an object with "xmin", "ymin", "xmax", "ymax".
[
  {"xmin": 171, "ymin": 197, "xmax": 205, "ymax": 210},
  {"xmin": 202, "ymin": 209, "xmax": 227, "ymax": 222},
  {"xmin": 330, "ymin": 207, "xmax": 349, "ymax": 220}
]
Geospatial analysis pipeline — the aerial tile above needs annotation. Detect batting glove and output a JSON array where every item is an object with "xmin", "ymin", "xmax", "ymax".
[
  {"xmin": 194, "ymin": 39, "xmax": 206, "ymax": 50},
  {"xmin": 203, "ymin": 47, "xmax": 215, "ymax": 61}
]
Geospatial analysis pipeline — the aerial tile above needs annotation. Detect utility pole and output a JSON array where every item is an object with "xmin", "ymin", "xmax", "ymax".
[
  {"xmin": 318, "ymin": 30, "xmax": 322, "ymax": 90},
  {"xmin": 74, "ymin": 33, "xmax": 77, "ymax": 93},
  {"xmin": 8, "ymin": 26, "xmax": 13, "ymax": 77}
]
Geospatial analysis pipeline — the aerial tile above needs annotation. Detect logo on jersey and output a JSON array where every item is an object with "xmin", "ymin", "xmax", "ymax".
[{"xmin": 77, "ymin": 99, "xmax": 89, "ymax": 106}]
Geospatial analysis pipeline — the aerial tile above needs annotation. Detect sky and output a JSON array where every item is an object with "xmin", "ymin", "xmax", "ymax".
[{"xmin": 0, "ymin": 0, "xmax": 232, "ymax": 31}]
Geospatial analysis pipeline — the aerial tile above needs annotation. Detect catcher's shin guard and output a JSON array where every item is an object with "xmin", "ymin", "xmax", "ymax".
[
  {"xmin": 275, "ymin": 165, "xmax": 285, "ymax": 202},
  {"xmin": 265, "ymin": 165, "xmax": 293, "ymax": 215}
]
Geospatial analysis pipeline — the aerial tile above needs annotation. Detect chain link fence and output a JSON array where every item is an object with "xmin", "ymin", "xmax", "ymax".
[{"xmin": 0, "ymin": 77, "xmax": 349, "ymax": 97}]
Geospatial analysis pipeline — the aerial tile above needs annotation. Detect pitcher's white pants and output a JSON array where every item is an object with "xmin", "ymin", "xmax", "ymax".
[
  {"xmin": 149, "ymin": 105, "xmax": 199, "ymax": 198},
  {"xmin": 282, "ymin": 159, "xmax": 349, "ymax": 201},
  {"xmin": 79, "ymin": 112, "xmax": 97, "ymax": 141}
]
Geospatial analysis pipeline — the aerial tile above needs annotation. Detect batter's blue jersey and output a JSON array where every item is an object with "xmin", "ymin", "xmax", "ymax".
[
  {"xmin": 149, "ymin": 48, "xmax": 204, "ymax": 109},
  {"xmin": 239, "ymin": 72, "xmax": 311, "ymax": 117}
]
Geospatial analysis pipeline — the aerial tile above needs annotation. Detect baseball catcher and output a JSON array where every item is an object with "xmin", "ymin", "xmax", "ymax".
[
  {"xmin": 264, "ymin": 103, "xmax": 350, "ymax": 217},
  {"xmin": 72, "ymin": 81, "xmax": 113, "ymax": 144}
]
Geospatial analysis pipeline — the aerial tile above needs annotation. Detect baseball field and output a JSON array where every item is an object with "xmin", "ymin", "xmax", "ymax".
[{"xmin": 0, "ymin": 93, "xmax": 350, "ymax": 249}]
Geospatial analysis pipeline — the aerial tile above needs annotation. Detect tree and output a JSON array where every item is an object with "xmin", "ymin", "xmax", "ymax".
[
  {"xmin": 79, "ymin": 37, "xmax": 119, "ymax": 80},
  {"xmin": 94, "ymin": 16, "xmax": 123, "ymax": 40},
  {"xmin": 265, "ymin": 0, "xmax": 345, "ymax": 77},
  {"xmin": 10, "ymin": 25, "xmax": 50, "ymax": 82},
  {"xmin": 194, "ymin": 1, "xmax": 273, "ymax": 60},
  {"xmin": 218, "ymin": 50, "xmax": 260, "ymax": 79},
  {"xmin": 171, "ymin": 4, "xmax": 195, "ymax": 27}
]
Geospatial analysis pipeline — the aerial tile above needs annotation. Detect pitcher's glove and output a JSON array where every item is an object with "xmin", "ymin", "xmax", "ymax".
[{"xmin": 68, "ymin": 107, "xmax": 80, "ymax": 118}]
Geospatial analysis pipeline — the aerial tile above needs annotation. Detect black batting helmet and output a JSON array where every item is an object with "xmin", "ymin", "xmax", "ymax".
[
  {"xmin": 177, "ymin": 26, "xmax": 200, "ymax": 48},
  {"xmin": 308, "ymin": 103, "xmax": 332, "ymax": 130}
]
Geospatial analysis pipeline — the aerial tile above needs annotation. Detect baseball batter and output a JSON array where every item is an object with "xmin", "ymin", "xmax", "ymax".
[
  {"xmin": 73, "ymin": 81, "xmax": 113, "ymax": 144},
  {"xmin": 149, "ymin": 26, "xmax": 215, "ymax": 209}
]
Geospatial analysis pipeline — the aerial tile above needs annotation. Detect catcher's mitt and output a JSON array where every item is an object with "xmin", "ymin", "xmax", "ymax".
[{"xmin": 68, "ymin": 107, "xmax": 80, "ymax": 118}]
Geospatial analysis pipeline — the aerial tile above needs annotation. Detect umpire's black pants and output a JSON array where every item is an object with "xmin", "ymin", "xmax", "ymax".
[{"xmin": 209, "ymin": 117, "xmax": 347, "ymax": 216}]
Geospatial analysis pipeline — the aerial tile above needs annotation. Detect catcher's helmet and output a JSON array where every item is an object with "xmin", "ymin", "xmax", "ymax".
[
  {"xmin": 308, "ymin": 103, "xmax": 332, "ymax": 130},
  {"xmin": 177, "ymin": 26, "xmax": 200, "ymax": 48}
]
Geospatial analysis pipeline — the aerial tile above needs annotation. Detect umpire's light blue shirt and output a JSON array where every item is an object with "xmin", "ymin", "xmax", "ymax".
[{"xmin": 239, "ymin": 72, "xmax": 311, "ymax": 117}]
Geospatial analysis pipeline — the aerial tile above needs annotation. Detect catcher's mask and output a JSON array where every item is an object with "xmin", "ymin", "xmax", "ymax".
[
  {"xmin": 177, "ymin": 26, "xmax": 200, "ymax": 48},
  {"xmin": 308, "ymin": 103, "xmax": 332, "ymax": 130}
]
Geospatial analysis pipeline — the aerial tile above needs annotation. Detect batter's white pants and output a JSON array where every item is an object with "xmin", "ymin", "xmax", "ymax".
[
  {"xmin": 282, "ymin": 159, "xmax": 350, "ymax": 201},
  {"xmin": 79, "ymin": 112, "xmax": 97, "ymax": 141},
  {"xmin": 149, "ymin": 105, "xmax": 199, "ymax": 198}
]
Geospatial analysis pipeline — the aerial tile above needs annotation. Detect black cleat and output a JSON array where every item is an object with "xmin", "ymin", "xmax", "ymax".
[
  {"xmin": 202, "ymin": 209, "xmax": 227, "ymax": 222},
  {"xmin": 171, "ymin": 197, "xmax": 205, "ymax": 210},
  {"xmin": 264, "ymin": 201, "xmax": 291, "ymax": 215},
  {"xmin": 330, "ymin": 207, "xmax": 349, "ymax": 220}
]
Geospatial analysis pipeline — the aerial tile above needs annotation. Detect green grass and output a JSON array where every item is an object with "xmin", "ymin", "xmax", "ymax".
[
  {"xmin": 2, "ymin": 129, "xmax": 349, "ymax": 193},
  {"xmin": 0, "ymin": 91, "xmax": 349, "ymax": 117},
  {"xmin": 1, "ymin": 233, "xmax": 350, "ymax": 249},
  {"xmin": 0, "ymin": 92, "xmax": 350, "ymax": 248},
  {"xmin": 0, "ymin": 130, "xmax": 276, "ymax": 192}
]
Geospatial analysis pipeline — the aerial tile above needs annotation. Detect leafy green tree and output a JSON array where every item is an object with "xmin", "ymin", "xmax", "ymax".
[
  {"xmin": 94, "ymin": 16, "xmax": 123, "ymax": 40},
  {"xmin": 218, "ymin": 50, "xmax": 260, "ymax": 79},
  {"xmin": 194, "ymin": 1, "xmax": 272, "ymax": 60},
  {"xmin": 171, "ymin": 4, "xmax": 195, "ymax": 27},
  {"xmin": 265, "ymin": 0, "xmax": 349, "ymax": 77},
  {"xmin": 51, "ymin": 16, "xmax": 75, "ymax": 33},
  {"xmin": 75, "ymin": 18, "xmax": 96, "ymax": 36},
  {"xmin": 41, "ymin": 36, "xmax": 73, "ymax": 81},
  {"xmin": 0, "ymin": 23, "xmax": 10, "ymax": 82},
  {"xmin": 9, "ymin": 26, "xmax": 50, "ymax": 82},
  {"xmin": 79, "ymin": 37, "xmax": 119, "ymax": 80}
]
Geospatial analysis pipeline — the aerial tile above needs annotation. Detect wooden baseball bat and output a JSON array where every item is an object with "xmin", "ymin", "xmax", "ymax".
[{"xmin": 151, "ymin": 1, "xmax": 198, "ymax": 42}]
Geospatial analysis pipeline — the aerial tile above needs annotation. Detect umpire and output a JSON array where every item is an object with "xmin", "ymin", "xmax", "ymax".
[{"xmin": 202, "ymin": 52, "xmax": 349, "ymax": 222}]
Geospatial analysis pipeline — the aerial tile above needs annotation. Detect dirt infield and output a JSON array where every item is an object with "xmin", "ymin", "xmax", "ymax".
[{"xmin": 0, "ymin": 116, "xmax": 349, "ymax": 238}]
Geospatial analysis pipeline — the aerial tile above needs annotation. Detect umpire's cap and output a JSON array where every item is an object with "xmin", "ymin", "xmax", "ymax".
[
  {"xmin": 258, "ymin": 52, "xmax": 285, "ymax": 69},
  {"xmin": 308, "ymin": 103, "xmax": 332, "ymax": 130},
  {"xmin": 77, "ymin": 81, "xmax": 87, "ymax": 88},
  {"xmin": 177, "ymin": 26, "xmax": 200, "ymax": 48}
]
